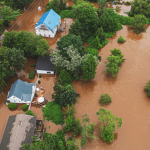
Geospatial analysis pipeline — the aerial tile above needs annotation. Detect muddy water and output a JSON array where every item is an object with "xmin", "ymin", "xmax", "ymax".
[
  {"xmin": 72, "ymin": 26, "xmax": 150, "ymax": 150},
  {"xmin": 2, "ymin": 0, "xmax": 150, "ymax": 149}
]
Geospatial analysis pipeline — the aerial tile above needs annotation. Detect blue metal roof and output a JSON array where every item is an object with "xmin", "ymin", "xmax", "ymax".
[
  {"xmin": 7, "ymin": 79, "xmax": 36, "ymax": 102},
  {"xmin": 35, "ymin": 9, "xmax": 61, "ymax": 32}
]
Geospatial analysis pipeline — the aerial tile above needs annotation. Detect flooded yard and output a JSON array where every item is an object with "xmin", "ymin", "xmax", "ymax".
[{"xmin": 1, "ymin": 0, "xmax": 150, "ymax": 149}]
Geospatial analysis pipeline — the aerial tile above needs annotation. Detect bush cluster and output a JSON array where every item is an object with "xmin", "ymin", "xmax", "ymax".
[
  {"xmin": 22, "ymin": 104, "xmax": 28, "ymax": 111},
  {"xmin": 8, "ymin": 103, "xmax": 17, "ymax": 110},
  {"xmin": 29, "ymin": 70, "xmax": 35, "ymax": 79},
  {"xmin": 117, "ymin": 36, "xmax": 126, "ymax": 43},
  {"xmin": 105, "ymin": 48, "xmax": 125, "ymax": 77},
  {"xmin": 99, "ymin": 94, "xmax": 112, "ymax": 105},
  {"xmin": 26, "ymin": 110, "xmax": 35, "ymax": 116},
  {"xmin": 144, "ymin": 81, "xmax": 150, "ymax": 98}
]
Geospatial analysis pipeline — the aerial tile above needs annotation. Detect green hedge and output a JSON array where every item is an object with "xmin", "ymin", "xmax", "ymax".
[
  {"xmin": 8, "ymin": 103, "xmax": 17, "ymax": 110},
  {"xmin": 22, "ymin": 104, "xmax": 28, "ymax": 111}
]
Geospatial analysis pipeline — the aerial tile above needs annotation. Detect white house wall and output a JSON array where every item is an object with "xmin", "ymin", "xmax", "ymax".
[
  {"xmin": 7, "ymin": 96, "xmax": 31, "ymax": 104},
  {"xmin": 37, "ymin": 70, "xmax": 54, "ymax": 74}
]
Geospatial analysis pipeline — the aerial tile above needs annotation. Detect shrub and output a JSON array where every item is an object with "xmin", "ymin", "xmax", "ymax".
[
  {"xmin": 39, "ymin": 75, "xmax": 42, "ymax": 78},
  {"xmin": 99, "ymin": 94, "xmax": 112, "ymax": 105},
  {"xmin": 117, "ymin": 36, "xmax": 126, "ymax": 43},
  {"xmin": 130, "ymin": 15, "xmax": 147, "ymax": 34},
  {"xmin": 58, "ymin": 69, "xmax": 73, "ymax": 85},
  {"xmin": 8, "ymin": 103, "xmax": 17, "ymax": 110},
  {"xmin": 64, "ymin": 115, "xmax": 76, "ymax": 132},
  {"xmin": 84, "ymin": 48, "xmax": 98, "ymax": 56},
  {"xmin": 73, "ymin": 118, "xmax": 82, "ymax": 135},
  {"xmin": 30, "ymin": 64, "xmax": 36, "ymax": 67},
  {"xmin": 97, "ymin": 55, "xmax": 101, "ymax": 61},
  {"xmin": 43, "ymin": 101, "xmax": 64, "ymax": 125},
  {"xmin": 75, "ymin": 76, "xmax": 80, "ymax": 81},
  {"xmin": 59, "ymin": 10, "xmax": 75, "ymax": 18},
  {"xmin": 144, "ymin": 81, "xmax": 150, "ymax": 98},
  {"xmin": 22, "ymin": 104, "xmax": 28, "ymax": 111},
  {"xmin": 26, "ymin": 110, "xmax": 35, "ymax": 116},
  {"xmin": 29, "ymin": 70, "xmax": 35, "ymax": 79},
  {"xmin": 38, "ymin": 80, "xmax": 41, "ymax": 84}
]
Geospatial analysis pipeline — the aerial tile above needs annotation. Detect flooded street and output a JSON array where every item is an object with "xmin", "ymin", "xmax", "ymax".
[{"xmin": 1, "ymin": 0, "xmax": 150, "ymax": 149}]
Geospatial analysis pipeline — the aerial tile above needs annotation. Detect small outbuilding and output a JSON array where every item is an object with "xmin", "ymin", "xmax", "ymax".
[
  {"xmin": 35, "ymin": 9, "xmax": 61, "ymax": 38},
  {"xmin": 35, "ymin": 56, "xmax": 55, "ymax": 74},
  {"xmin": 0, "ymin": 114, "xmax": 37, "ymax": 150},
  {"xmin": 7, "ymin": 79, "xmax": 36, "ymax": 104}
]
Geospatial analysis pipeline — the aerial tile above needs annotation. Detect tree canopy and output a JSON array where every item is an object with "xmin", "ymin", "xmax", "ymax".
[
  {"xmin": 4, "ymin": 0, "xmax": 33, "ymax": 10},
  {"xmin": 96, "ymin": 108, "xmax": 122, "ymax": 143},
  {"xmin": 0, "ymin": 6, "xmax": 20, "ymax": 26},
  {"xmin": 2, "ymin": 31, "xmax": 50, "ymax": 57}
]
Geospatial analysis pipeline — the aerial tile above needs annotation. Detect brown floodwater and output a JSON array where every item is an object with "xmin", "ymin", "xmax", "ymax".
[{"xmin": 2, "ymin": 0, "xmax": 150, "ymax": 149}]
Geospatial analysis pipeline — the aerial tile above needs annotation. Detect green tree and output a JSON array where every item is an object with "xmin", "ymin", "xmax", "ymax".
[
  {"xmin": 0, "ymin": 6, "xmax": 20, "ymax": 26},
  {"xmin": 117, "ymin": 36, "xmax": 126, "ymax": 43},
  {"xmin": 97, "ymin": 0, "xmax": 107, "ymax": 17},
  {"xmin": 72, "ymin": 1, "xmax": 99, "ymax": 40},
  {"xmin": 4, "ymin": 48, "xmax": 26, "ymax": 71},
  {"xmin": 50, "ymin": 45, "xmax": 88, "ymax": 76},
  {"xmin": 128, "ymin": 0, "xmax": 150, "ymax": 17},
  {"xmin": 69, "ymin": 19, "xmax": 83, "ymax": 38},
  {"xmin": 52, "ymin": 81, "xmax": 76, "ymax": 107},
  {"xmin": 57, "ymin": 34, "xmax": 84, "ymax": 57},
  {"xmin": 105, "ymin": 55, "xmax": 121, "ymax": 77},
  {"xmin": 99, "ymin": 10, "xmax": 122, "ymax": 33},
  {"xmin": 81, "ymin": 54, "xmax": 98, "ymax": 81},
  {"xmin": 3, "ymin": 31, "xmax": 49, "ymax": 57},
  {"xmin": 58, "ymin": 69, "xmax": 73, "ymax": 85},
  {"xmin": 130, "ymin": 15, "xmax": 147, "ymax": 34},
  {"xmin": 99, "ymin": 94, "xmax": 112, "ymax": 105},
  {"xmin": 26, "ymin": 110, "xmax": 35, "ymax": 116},
  {"xmin": 96, "ymin": 108, "xmax": 122, "ymax": 143},
  {"xmin": 96, "ymin": 27, "xmax": 106, "ymax": 43},
  {"xmin": 4, "ymin": 0, "xmax": 33, "ymax": 10},
  {"xmin": 88, "ymin": 36, "xmax": 102, "ymax": 50}
]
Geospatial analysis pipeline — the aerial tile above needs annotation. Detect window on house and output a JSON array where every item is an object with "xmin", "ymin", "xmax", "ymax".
[{"xmin": 47, "ymin": 72, "xmax": 51, "ymax": 74}]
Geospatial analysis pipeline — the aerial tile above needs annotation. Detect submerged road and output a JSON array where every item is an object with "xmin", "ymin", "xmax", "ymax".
[{"xmin": 7, "ymin": 0, "xmax": 43, "ymax": 32}]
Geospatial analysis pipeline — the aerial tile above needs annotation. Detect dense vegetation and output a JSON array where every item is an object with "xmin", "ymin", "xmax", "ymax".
[
  {"xmin": 128, "ymin": 0, "xmax": 150, "ymax": 17},
  {"xmin": 96, "ymin": 108, "xmax": 122, "ymax": 143},
  {"xmin": 52, "ymin": 81, "xmax": 76, "ymax": 107},
  {"xmin": 3, "ymin": 0, "xmax": 33, "ymax": 10},
  {"xmin": 42, "ymin": 101, "xmax": 64, "ymax": 125},
  {"xmin": 131, "ymin": 15, "xmax": 147, "ymax": 34}
]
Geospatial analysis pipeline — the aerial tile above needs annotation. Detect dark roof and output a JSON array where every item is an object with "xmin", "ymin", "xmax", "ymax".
[
  {"xmin": 35, "ymin": 56, "xmax": 54, "ymax": 71},
  {"xmin": 7, "ymin": 79, "xmax": 36, "ymax": 101},
  {"xmin": 0, "ymin": 114, "xmax": 37, "ymax": 150}
]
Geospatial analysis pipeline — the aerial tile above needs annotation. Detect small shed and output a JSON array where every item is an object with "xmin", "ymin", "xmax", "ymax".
[
  {"xmin": 0, "ymin": 114, "xmax": 37, "ymax": 150},
  {"xmin": 35, "ymin": 56, "xmax": 55, "ymax": 74}
]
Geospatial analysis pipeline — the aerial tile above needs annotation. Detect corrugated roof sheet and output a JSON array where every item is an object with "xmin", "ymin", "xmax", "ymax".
[
  {"xmin": 35, "ymin": 9, "xmax": 61, "ymax": 31},
  {"xmin": 7, "ymin": 79, "xmax": 36, "ymax": 102}
]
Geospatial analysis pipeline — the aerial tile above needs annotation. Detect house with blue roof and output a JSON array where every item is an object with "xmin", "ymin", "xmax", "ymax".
[
  {"xmin": 7, "ymin": 79, "xmax": 36, "ymax": 104},
  {"xmin": 35, "ymin": 9, "xmax": 61, "ymax": 38}
]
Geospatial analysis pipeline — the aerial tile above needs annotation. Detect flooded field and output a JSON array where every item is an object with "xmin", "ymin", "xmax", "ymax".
[{"xmin": 1, "ymin": 0, "xmax": 150, "ymax": 149}]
